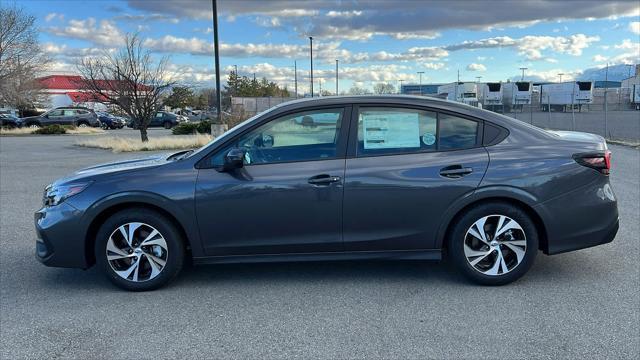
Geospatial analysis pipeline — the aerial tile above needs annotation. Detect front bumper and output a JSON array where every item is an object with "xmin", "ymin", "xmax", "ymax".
[{"xmin": 35, "ymin": 202, "xmax": 89, "ymax": 269}]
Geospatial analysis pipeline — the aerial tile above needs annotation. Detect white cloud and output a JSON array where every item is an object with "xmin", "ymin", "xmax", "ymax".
[
  {"xmin": 45, "ymin": 13, "xmax": 64, "ymax": 22},
  {"xmin": 422, "ymin": 62, "xmax": 446, "ymax": 70},
  {"xmin": 445, "ymin": 34, "xmax": 599, "ymax": 60},
  {"xmin": 46, "ymin": 18, "xmax": 125, "ymax": 47},
  {"xmin": 593, "ymin": 54, "xmax": 608, "ymax": 62},
  {"xmin": 629, "ymin": 21, "xmax": 640, "ymax": 34},
  {"xmin": 466, "ymin": 63, "xmax": 487, "ymax": 71}
]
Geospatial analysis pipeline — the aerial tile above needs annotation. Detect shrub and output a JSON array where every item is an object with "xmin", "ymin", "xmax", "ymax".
[
  {"xmin": 34, "ymin": 124, "xmax": 67, "ymax": 135},
  {"xmin": 172, "ymin": 120, "xmax": 212, "ymax": 135}
]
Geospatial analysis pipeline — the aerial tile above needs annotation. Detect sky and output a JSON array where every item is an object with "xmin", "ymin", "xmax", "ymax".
[{"xmin": 15, "ymin": 0, "xmax": 640, "ymax": 93}]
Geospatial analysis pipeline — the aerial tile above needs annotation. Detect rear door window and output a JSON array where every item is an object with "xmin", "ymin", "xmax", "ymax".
[{"xmin": 438, "ymin": 114, "xmax": 479, "ymax": 150}]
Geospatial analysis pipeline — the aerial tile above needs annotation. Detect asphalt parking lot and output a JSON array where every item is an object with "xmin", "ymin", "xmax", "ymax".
[{"xmin": 1, "ymin": 130, "xmax": 638, "ymax": 359}]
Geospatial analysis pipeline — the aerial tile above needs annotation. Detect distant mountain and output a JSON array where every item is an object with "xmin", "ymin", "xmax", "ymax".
[{"xmin": 578, "ymin": 64, "xmax": 637, "ymax": 82}]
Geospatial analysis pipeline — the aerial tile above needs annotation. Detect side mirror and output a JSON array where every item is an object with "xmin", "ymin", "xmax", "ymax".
[
  {"xmin": 223, "ymin": 148, "xmax": 245, "ymax": 171},
  {"xmin": 262, "ymin": 134, "xmax": 274, "ymax": 148}
]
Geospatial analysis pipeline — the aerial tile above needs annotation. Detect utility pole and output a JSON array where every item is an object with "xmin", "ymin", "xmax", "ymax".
[
  {"xmin": 604, "ymin": 63, "xmax": 609, "ymax": 138},
  {"xmin": 558, "ymin": 73, "xmax": 564, "ymax": 83},
  {"xmin": 399, "ymin": 79, "xmax": 405, "ymax": 94},
  {"xmin": 335, "ymin": 59, "xmax": 339, "ymax": 95},
  {"xmin": 476, "ymin": 76, "xmax": 482, "ymax": 83},
  {"xmin": 294, "ymin": 60, "xmax": 298, "ymax": 98},
  {"xmin": 417, "ymin": 71, "xmax": 424, "ymax": 96},
  {"xmin": 211, "ymin": 0, "xmax": 222, "ymax": 125},
  {"xmin": 455, "ymin": 69, "xmax": 460, "ymax": 102},
  {"xmin": 319, "ymin": 78, "xmax": 322, "ymax": 96},
  {"xmin": 309, "ymin": 36, "xmax": 313, "ymax": 97},
  {"xmin": 519, "ymin": 67, "xmax": 527, "ymax": 81}
]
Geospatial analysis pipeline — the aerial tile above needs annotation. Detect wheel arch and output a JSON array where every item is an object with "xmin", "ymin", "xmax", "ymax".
[
  {"xmin": 436, "ymin": 189, "xmax": 549, "ymax": 254},
  {"xmin": 84, "ymin": 200, "xmax": 194, "ymax": 267}
]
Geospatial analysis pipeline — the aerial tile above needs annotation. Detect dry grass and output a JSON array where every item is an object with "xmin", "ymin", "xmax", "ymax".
[
  {"xmin": 0, "ymin": 126, "xmax": 105, "ymax": 136},
  {"xmin": 76, "ymin": 134, "xmax": 212, "ymax": 153},
  {"xmin": 65, "ymin": 127, "xmax": 105, "ymax": 135},
  {"xmin": 0, "ymin": 127, "xmax": 36, "ymax": 135}
]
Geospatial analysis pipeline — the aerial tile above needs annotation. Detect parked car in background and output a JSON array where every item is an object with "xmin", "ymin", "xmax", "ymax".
[
  {"xmin": 21, "ymin": 107, "xmax": 101, "ymax": 128},
  {"xmin": 96, "ymin": 112, "xmax": 126, "ymax": 130},
  {"xmin": 0, "ymin": 113, "xmax": 23, "ymax": 128},
  {"xmin": 35, "ymin": 96, "xmax": 618, "ymax": 291},
  {"xmin": 127, "ymin": 111, "xmax": 186, "ymax": 129}
]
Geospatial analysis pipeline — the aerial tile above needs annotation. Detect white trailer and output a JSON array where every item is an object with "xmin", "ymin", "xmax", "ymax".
[
  {"xmin": 539, "ymin": 81, "xmax": 593, "ymax": 111},
  {"xmin": 480, "ymin": 82, "xmax": 503, "ymax": 111},
  {"xmin": 632, "ymin": 84, "xmax": 640, "ymax": 110},
  {"xmin": 437, "ymin": 82, "xmax": 479, "ymax": 107},
  {"xmin": 502, "ymin": 82, "xmax": 532, "ymax": 111}
]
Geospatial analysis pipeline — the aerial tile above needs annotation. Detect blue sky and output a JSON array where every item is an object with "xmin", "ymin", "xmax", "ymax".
[{"xmin": 18, "ymin": 0, "xmax": 640, "ymax": 93}]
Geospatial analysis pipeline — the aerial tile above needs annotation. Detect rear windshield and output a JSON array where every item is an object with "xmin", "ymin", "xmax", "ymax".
[{"xmin": 515, "ymin": 82, "xmax": 530, "ymax": 91}]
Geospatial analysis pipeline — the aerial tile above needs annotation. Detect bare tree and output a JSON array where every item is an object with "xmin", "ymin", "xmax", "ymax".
[
  {"xmin": 373, "ymin": 82, "xmax": 396, "ymax": 94},
  {"xmin": 77, "ymin": 34, "xmax": 176, "ymax": 142},
  {"xmin": 348, "ymin": 85, "xmax": 368, "ymax": 95},
  {"xmin": 0, "ymin": 5, "xmax": 49, "ymax": 114}
]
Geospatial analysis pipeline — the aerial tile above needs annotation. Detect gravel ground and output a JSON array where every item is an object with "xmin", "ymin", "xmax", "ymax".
[{"xmin": 1, "ymin": 130, "xmax": 638, "ymax": 359}]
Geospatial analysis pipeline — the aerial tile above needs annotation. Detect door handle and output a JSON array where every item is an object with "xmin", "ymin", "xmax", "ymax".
[
  {"xmin": 308, "ymin": 174, "xmax": 341, "ymax": 185},
  {"xmin": 439, "ymin": 165, "xmax": 473, "ymax": 178}
]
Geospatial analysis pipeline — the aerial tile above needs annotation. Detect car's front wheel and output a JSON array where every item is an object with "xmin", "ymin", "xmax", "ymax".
[
  {"xmin": 95, "ymin": 209, "xmax": 185, "ymax": 291},
  {"xmin": 447, "ymin": 202, "xmax": 538, "ymax": 286}
]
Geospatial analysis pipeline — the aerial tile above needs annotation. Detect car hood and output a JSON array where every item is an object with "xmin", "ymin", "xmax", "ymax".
[
  {"xmin": 56, "ymin": 152, "xmax": 182, "ymax": 184},
  {"xmin": 21, "ymin": 115, "xmax": 41, "ymax": 121}
]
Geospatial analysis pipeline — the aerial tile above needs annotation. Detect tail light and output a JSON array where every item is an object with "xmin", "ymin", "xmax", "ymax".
[{"xmin": 573, "ymin": 150, "xmax": 611, "ymax": 175}]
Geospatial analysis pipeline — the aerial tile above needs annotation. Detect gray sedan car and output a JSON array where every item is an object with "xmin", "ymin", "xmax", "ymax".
[{"xmin": 35, "ymin": 96, "xmax": 618, "ymax": 291}]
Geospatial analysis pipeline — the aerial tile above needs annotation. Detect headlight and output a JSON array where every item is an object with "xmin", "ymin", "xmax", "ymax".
[{"xmin": 44, "ymin": 182, "xmax": 92, "ymax": 206}]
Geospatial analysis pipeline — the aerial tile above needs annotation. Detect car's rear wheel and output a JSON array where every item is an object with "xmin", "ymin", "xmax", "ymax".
[
  {"xmin": 447, "ymin": 202, "xmax": 538, "ymax": 285},
  {"xmin": 27, "ymin": 122, "xmax": 41, "ymax": 129},
  {"xmin": 77, "ymin": 121, "xmax": 89, "ymax": 128},
  {"xmin": 95, "ymin": 209, "xmax": 185, "ymax": 291},
  {"xmin": 163, "ymin": 121, "xmax": 172, "ymax": 129}
]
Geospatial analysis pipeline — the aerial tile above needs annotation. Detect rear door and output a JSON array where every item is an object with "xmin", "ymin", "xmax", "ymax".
[{"xmin": 342, "ymin": 106, "xmax": 489, "ymax": 251}]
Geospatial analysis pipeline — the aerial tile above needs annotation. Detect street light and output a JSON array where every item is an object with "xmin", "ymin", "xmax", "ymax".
[
  {"xmin": 309, "ymin": 36, "xmax": 313, "ymax": 97},
  {"xmin": 399, "ymin": 79, "xmax": 405, "ymax": 94},
  {"xmin": 519, "ymin": 67, "xmax": 527, "ymax": 81},
  {"xmin": 294, "ymin": 60, "xmax": 297, "ymax": 98},
  {"xmin": 211, "ymin": 0, "xmax": 222, "ymax": 124},
  {"xmin": 417, "ymin": 71, "xmax": 425, "ymax": 96},
  {"xmin": 476, "ymin": 76, "xmax": 482, "ymax": 83},
  {"xmin": 335, "ymin": 59, "xmax": 339, "ymax": 95},
  {"xmin": 558, "ymin": 73, "xmax": 564, "ymax": 83}
]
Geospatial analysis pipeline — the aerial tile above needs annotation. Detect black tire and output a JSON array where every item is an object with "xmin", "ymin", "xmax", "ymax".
[
  {"xmin": 26, "ymin": 122, "xmax": 41, "ymax": 129},
  {"xmin": 77, "ymin": 121, "xmax": 90, "ymax": 128},
  {"xmin": 163, "ymin": 121, "xmax": 172, "ymax": 129},
  {"xmin": 95, "ymin": 208, "xmax": 185, "ymax": 291},
  {"xmin": 447, "ymin": 202, "xmax": 538, "ymax": 286}
]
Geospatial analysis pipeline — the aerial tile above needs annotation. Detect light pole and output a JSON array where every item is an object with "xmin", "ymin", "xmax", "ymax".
[
  {"xmin": 399, "ymin": 79, "xmax": 405, "ymax": 94},
  {"xmin": 519, "ymin": 67, "xmax": 527, "ymax": 81},
  {"xmin": 476, "ymin": 76, "xmax": 482, "ymax": 83},
  {"xmin": 309, "ymin": 36, "xmax": 313, "ymax": 97},
  {"xmin": 558, "ymin": 73, "xmax": 564, "ymax": 83},
  {"xmin": 294, "ymin": 60, "xmax": 298, "ymax": 98},
  {"xmin": 211, "ymin": 0, "xmax": 222, "ymax": 125},
  {"xmin": 335, "ymin": 59, "xmax": 339, "ymax": 95},
  {"xmin": 417, "ymin": 71, "xmax": 424, "ymax": 96}
]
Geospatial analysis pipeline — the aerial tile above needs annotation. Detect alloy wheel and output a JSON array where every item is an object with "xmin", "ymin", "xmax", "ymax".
[
  {"xmin": 463, "ymin": 215, "xmax": 526, "ymax": 276},
  {"xmin": 106, "ymin": 222, "xmax": 168, "ymax": 282}
]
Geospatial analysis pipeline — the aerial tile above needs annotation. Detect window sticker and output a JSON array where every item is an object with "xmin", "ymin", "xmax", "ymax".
[
  {"xmin": 362, "ymin": 111, "xmax": 420, "ymax": 149},
  {"xmin": 422, "ymin": 132, "xmax": 436, "ymax": 146}
]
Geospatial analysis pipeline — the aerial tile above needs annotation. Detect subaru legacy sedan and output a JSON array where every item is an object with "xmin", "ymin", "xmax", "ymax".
[{"xmin": 35, "ymin": 96, "xmax": 618, "ymax": 291}]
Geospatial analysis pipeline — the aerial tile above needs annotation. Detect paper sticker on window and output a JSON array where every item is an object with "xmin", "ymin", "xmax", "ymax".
[{"xmin": 362, "ymin": 111, "xmax": 420, "ymax": 149}]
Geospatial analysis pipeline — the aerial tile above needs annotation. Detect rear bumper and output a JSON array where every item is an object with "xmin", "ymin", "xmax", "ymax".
[{"xmin": 535, "ymin": 179, "xmax": 619, "ymax": 255}]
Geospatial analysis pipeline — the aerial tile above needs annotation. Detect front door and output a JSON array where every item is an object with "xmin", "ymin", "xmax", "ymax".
[
  {"xmin": 342, "ymin": 106, "xmax": 489, "ymax": 251},
  {"xmin": 195, "ymin": 106, "xmax": 350, "ymax": 256}
]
